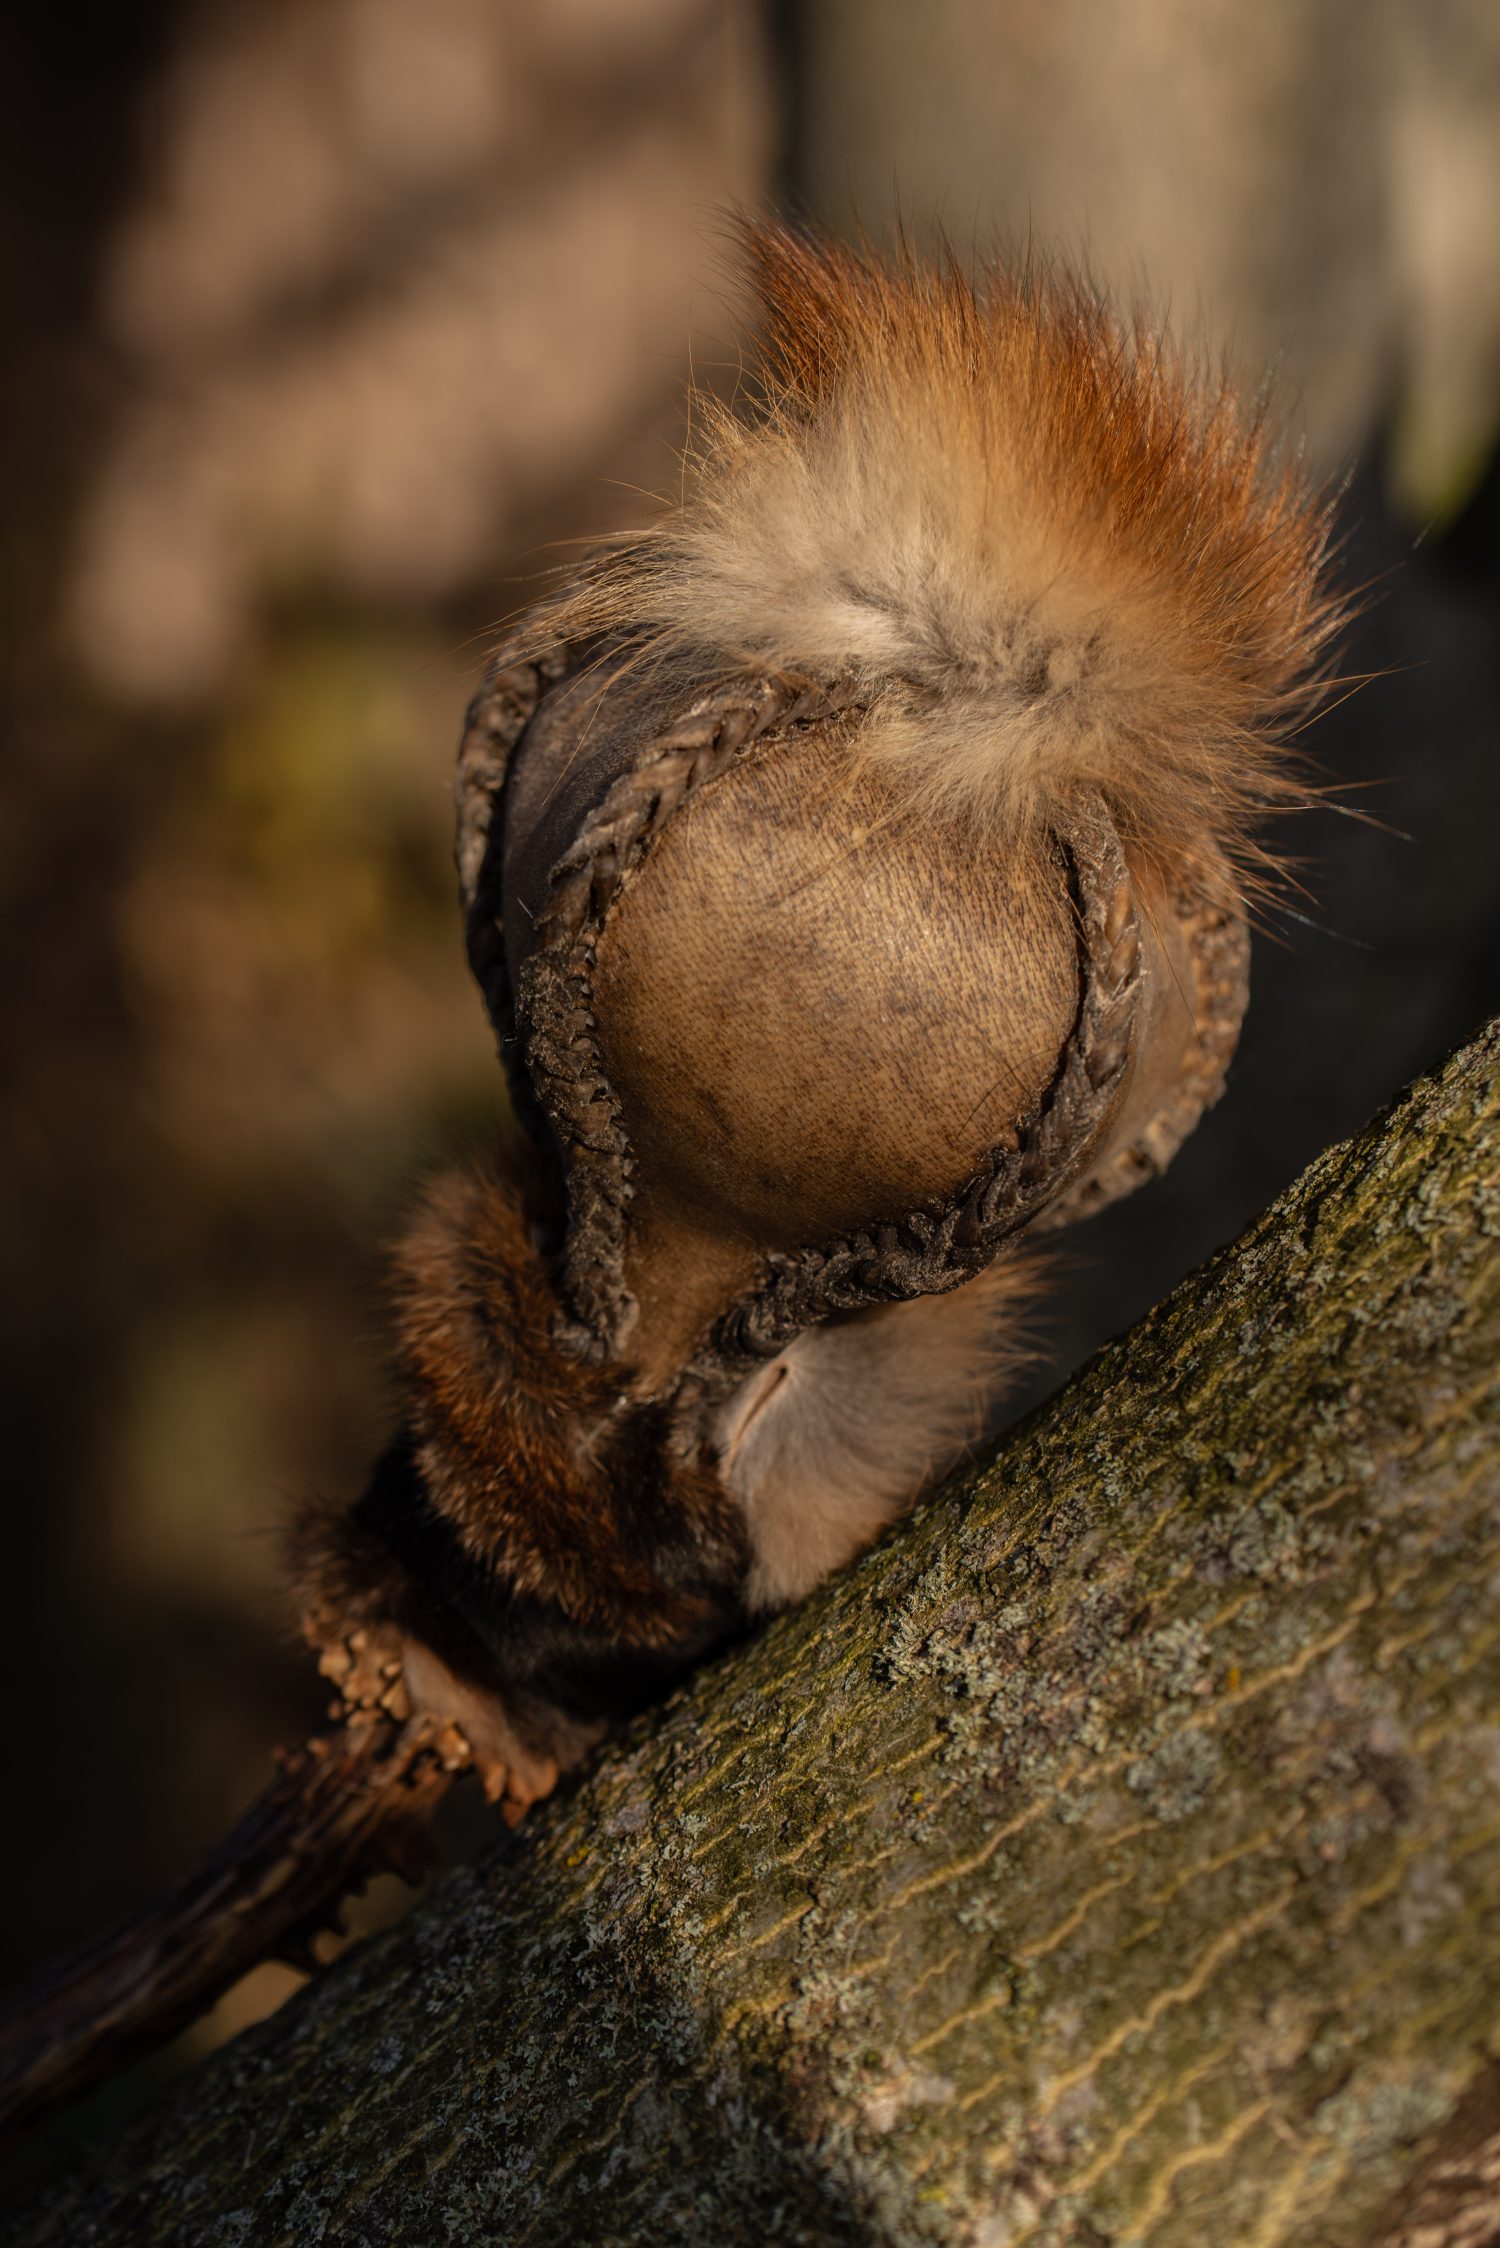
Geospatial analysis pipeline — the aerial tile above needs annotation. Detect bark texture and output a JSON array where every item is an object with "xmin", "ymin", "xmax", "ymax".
[{"xmin": 11, "ymin": 1022, "xmax": 1500, "ymax": 2248}]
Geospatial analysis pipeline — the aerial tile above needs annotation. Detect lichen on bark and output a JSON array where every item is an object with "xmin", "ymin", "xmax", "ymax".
[{"xmin": 12, "ymin": 1020, "xmax": 1500, "ymax": 2248}]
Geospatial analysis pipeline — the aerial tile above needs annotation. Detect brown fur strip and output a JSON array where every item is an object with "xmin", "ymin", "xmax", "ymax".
[
  {"xmin": 292, "ymin": 1152, "xmax": 751, "ymax": 1689},
  {"xmin": 392, "ymin": 1158, "xmax": 748, "ymax": 1638}
]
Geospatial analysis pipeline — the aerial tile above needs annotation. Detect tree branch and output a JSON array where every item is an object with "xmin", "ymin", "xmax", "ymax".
[{"xmin": 9, "ymin": 1020, "xmax": 1499, "ymax": 2247}]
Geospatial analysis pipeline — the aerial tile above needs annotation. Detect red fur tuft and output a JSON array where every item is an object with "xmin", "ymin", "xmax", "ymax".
[{"xmin": 526, "ymin": 221, "xmax": 1346, "ymax": 891}]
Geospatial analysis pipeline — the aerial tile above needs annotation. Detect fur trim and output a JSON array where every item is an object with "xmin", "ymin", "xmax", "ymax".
[
  {"xmin": 289, "ymin": 1153, "xmax": 750, "ymax": 1676},
  {"xmin": 715, "ymin": 1251, "xmax": 1044, "ymax": 1613},
  {"xmin": 531, "ymin": 223, "xmax": 1343, "ymax": 879},
  {"xmin": 388, "ymin": 1158, "xmax": 748, "ymax": 1650}
]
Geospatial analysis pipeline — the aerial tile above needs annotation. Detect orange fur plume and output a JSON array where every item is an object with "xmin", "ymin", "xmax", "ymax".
[{"xmin": 530, "ymin": 222, "xmax": 1344, "ymax": 882}]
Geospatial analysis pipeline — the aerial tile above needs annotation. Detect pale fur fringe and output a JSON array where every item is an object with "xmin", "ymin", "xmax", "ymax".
[
  {"xmin": 529, "ymin": 224, "xmax": 1345, "ymax": 882},
  {"xmin": 716, "ymin": 1254, "xmax": 1045, "ymax": 1614}
]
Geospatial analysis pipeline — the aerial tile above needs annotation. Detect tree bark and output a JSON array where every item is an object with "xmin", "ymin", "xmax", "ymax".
[{"xmin": 10, "ymin": 1021, "xmax": 1500, "ymax": 2248}]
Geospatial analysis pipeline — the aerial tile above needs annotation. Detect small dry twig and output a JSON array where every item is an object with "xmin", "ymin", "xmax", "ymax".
[{"xmin": 0, "ymin": 1684, "xmax": 473, "ymax": 2142}]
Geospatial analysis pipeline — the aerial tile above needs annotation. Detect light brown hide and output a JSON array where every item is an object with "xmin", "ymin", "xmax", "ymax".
[
  {"xmin": 588, "ymin": 729, "xmax": 1079, "ymax": 1388},
  {"xmin": 498, "ymin": 653, "xmax": 692, "ymax": 950},
  {"xmin": 1039, "ymin": 863, "xmax": 1248, "ymax": 1232},
  {"xmin": 1095, "ymin": 878, "xmax": 1199, "ymax": 1159}
]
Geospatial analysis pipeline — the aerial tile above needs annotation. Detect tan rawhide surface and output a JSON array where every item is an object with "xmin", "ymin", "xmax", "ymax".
[
  {"xmin": 589, "ymin": 728, "xmax": 1079, "ymax": 1387},
  {"xmin": 476, "ymin": 643, "xmax": 1249, "ymax": 1398}
]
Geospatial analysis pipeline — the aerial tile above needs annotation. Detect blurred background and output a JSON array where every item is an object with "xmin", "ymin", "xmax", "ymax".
[{"xmin": 2, "ymin": 0, "xmax": 1497, "ymax": 2186}]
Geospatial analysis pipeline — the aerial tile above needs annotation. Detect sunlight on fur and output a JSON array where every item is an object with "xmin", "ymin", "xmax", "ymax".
[
  {"xmin": 716, "ymin": 1255, "xmax": 1044, "ymax": 1612},
  {"xmin": 531, "ymin": 223, "xmax": 1345, "ymax": 889}
]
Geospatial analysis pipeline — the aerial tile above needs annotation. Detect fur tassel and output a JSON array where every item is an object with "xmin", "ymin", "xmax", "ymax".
[
  {"xmin": 387, "ymin": 1162, "xmax": 745, "ymax": 1647},
  {"xmin": 533, "ymin": 223, "xmax": 1343, "ymax": 880},
  {"xmin": 716, "ymin": 1253, "xmax": 1045, "ymax": 1612},
  {"xmin": 290, "ymin": 1154, "xmax": 751, "ymax": 1767}
]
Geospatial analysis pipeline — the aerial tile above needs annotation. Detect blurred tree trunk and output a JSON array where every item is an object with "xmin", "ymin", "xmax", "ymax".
[{"xmin": 11, "ymin": 1021, "xmax": 1499, "ymax": 2248}]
